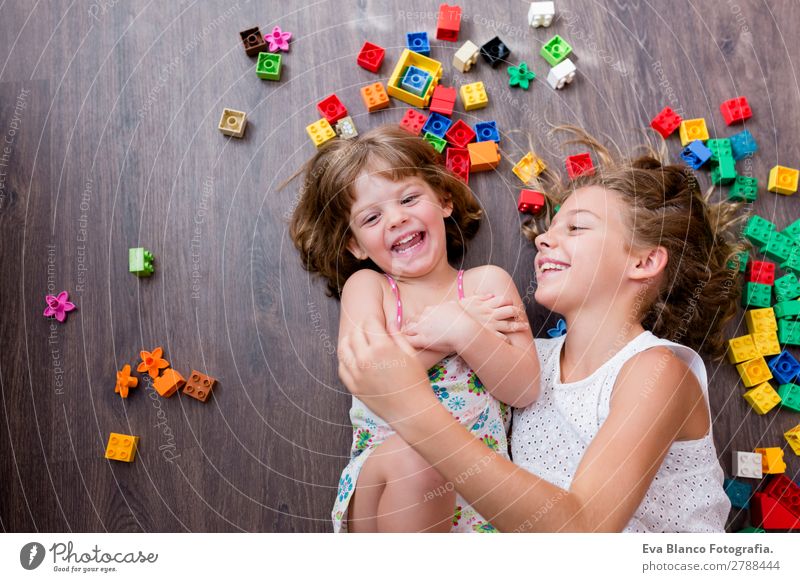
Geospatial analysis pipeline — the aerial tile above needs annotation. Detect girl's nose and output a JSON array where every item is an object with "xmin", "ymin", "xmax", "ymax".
[
  {"xmin": 535, "ymin": 230, "xmax": 553, "ymax": 251},
  {"xmin": 387, "ymin": 207, "xmax": 408, "ymax": 229}
]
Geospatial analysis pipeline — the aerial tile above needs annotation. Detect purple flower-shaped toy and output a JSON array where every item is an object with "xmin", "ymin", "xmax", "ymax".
[
  {"xmin": 264, "ymin": 25, "xmax": 291, "ymax": 52},
  {"xmin": 43, "ymin": 291, "xmax": 76, "ymax": 322}
]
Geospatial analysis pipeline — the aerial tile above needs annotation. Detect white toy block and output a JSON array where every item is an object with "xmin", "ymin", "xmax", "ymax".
[
  {"xmin": 453, "ymin": 40, "xmax": 480, "ymax": 73},
  {"xmin": 732, "ymin": 450, "xmax": 763, "ymax": 479},
  {"xmin": 546, "ymin": 58, "xmax": 576, "ymax": 90},
  {"xmin": 528, "ymin": 1, "xmax": 555, "ymax": 28}
]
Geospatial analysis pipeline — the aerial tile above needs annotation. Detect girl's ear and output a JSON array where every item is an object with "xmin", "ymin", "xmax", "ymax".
[
  {"xmin": 347, "ymin": 237, "xmax": 368, "ymax": 260},
  {"xmin": 442, "ymin": 195, "xmax": 454, "ymax": 218},
  {"xmin": 630, "ymin": 246, "xmax": 668, "ymax": 281}
]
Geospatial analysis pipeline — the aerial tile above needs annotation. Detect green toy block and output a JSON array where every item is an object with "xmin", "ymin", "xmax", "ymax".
[
  {"xmin": 736, "ymin": 526, "xmax": 765, "ymax": 533},
  {"xmin": 778, "ymin": 319, "xmax": 800, "ymax": 345},
  {"xmin": 783, "ymin": 218, "xmax": 800, "ymax": 243},
  {"xmin": 728, "ymin": 175, "xmax": 758, "ymax": 203},
  {"xmin": 423, "ymin": 132, "xmax": 446, "ymax": 153},
  {"xmin": 778, "ymin": 383, "xmax": 800, "ymax": 412},
  {"xmin": 743, "ymin": 282, "xmax": 772, "ymax": 308},
  {"xmin": 761, "ymin": 231, "xmax": 796, "ymax": 263},
  {"xmin": 706, "ymin": 138, "xmax": 732, "ymax": 165},
  {"xmin": 727, "ymin": 250, "xmax": 748, "ymax": 272},
  {"xmin": 129, "ymin": 248, "xmax": 154, "ymax": 277},
  {"xmin": 781, "ymin": 250, "xmax": 800, "ymax": 277},
  {"xmin": 774, "ymin": 273, "xmax": 800, "ymax": 302},
  {"xmin": 743, "ymin": 215, "xmax": 777, "ymax": 248},
  {"xmin": 540, "ymin": 35, "xmax": 572, "ymax": 66},
  {"xmin": 256, "ymin": 52, "xmax": 281, "ymax": 80},
  {"xmin": 774, "ymin": 300, "xmax": 800, "ymax": 320},
  {"xmin": 711, "ymin": 155, "xmax": 736, "ymax": 185}
]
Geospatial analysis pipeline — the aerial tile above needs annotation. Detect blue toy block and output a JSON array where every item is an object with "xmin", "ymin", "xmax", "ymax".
[
  {"xmin": 730, "ymin": 129, "xmax": 758, "ymax": 161},
  {"xmin": 680, "ymin": 140, "xmax": 712, "ymax": 170},
  {"xmin": 768, "ymin": 350, "xmax": 800, "ymax": 384},
  {"xmin": 723, "ymin": 478, "xmax": 752, "ymax": 509},
  {"xmin": 422, "ymin": 112, "xmax": 452, "ymax": 139},
  {"xmin": 474, "ymin": 121, "xmax": 500, "ymax": 142},
  {"xmin": 400, "ymin": 66, "xmax": 431, "ymax": 98},
  {"xmin": 406, "ymin": 32, "xmax": 430, "ymax": 56}
]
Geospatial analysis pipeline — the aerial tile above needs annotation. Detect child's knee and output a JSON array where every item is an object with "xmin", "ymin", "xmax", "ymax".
[{"xmin": 383, "ymin": 440, "xmax": 449, "ymax": 492}]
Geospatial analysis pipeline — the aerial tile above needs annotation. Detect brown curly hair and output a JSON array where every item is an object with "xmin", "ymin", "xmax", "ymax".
[
  {"xmin": 520, "ymin": 126, "xmax": 748, "ymax": 361},
  {"xmin": 288, "ymin": 125, "xmax": 483, "ymax": 298}
]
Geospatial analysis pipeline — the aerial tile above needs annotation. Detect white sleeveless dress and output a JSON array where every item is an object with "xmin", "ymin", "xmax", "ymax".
[{"xmin": 511, "ymin": 330, "xmax": 731, "ymax": 532}]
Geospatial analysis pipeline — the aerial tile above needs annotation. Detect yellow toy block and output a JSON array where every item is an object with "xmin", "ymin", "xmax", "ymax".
[
  {"xmin": 743, "ymin": 382, "xmax": 781, "ymax": 414},
  {"xmin": 467, "ymin": 141, "xmax": 500, "ymax": 172},
  {"xmin": 751, "ymin": 331, "xmax": 781, "ymax": 357},
  {"xmin": 745, "ymin": 307, "xmax": 777, "ymax": 334},
  {"xmin": 755, "ymin": 447, "xmax": 786, "ymax": 474},
  {"xmin": 387, "ymin": 49, "xmax": 442, "ymax": 108},
  {"xmin": 512, "ymin": 152, "xmax": 546, "ymax": 184},
  {"xmin": 460, "ymin": 81, "xmax": 488, "ymax": 111},
  {"xmin": 767, "ymin": 165, "xmax": 799, "ymax": 195},
  {"xmin": 218, "ymin": 108, "xmax": 247, "ymax": 138},
  {"xmin": 785, "ymin": 424, "xmax": 800, "ymax": 456},
  {"xmin": 678, "ymin": 118, "xmax": 709, "ymax": 146},
  {"xmin": 727, "ymin": 334, "xmax": 758, "ymax": 364},
  {"xmin": 736, "ymin": 356, "xmax": 773, "ymax": 387},
  {"xmin": 306, "ymin": 119, "xmax": 336, "ymax": 148},
  {"xmin": 105, "ymin": 432, "xmax": 139, "ymax": 462}
]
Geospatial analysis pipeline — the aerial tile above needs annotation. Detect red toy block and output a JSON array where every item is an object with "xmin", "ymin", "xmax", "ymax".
[
  {"xmin": 650, "ymin": 106, "xmax": 682, "ymax": 138},
  {"xmin": 429, "ymin": 85, "xmax": 457, "ymax": 117},
  {"xmin": 518, "ymin": 189, "xmax": 545, "ymax": 214},
  {"xmin": 436, "ymin": 4, "xmax": 462, "ymax": 42},
  {"xmin": 565, "ymin": 153, "xmax": 595, "ymax": 179},
  {"xmin": 720, "ymin": 96, "xmax": 752, "ymax": 125},
  {"xmin": 750, "ymin": 493, "xmax": 800, "ymax": 530},
  {"xmin": 445, "ymin": 147, "xmax": 470, "ymax": 183},
  {"xmin": 357, "ymin": 41, "xmax": 385, "ymax": 73},
  {"xmin": 748, "ymin": 260, "xmax": 776, "ymax": 285},
  {"xmin": 445, "ymin": 119, "xmax": 476, "ymax": 148},
  {"xmin": 400, "ymin": 108, "xmax": 427, "ymax": 135},
  {"xmin": 317, "ymin": 94, "xmax": 348, "ymax": 124},
  {"xmin": 761, "ymin": 474, "xmax": 800, "ymax": 518}
]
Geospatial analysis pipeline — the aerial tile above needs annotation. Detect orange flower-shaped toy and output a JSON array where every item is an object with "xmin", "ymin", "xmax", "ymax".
[
  {"xmin": 137, "ymin": 347, "xmax": 169, "ymax": 378},
  {"xmin": 115, "ymin": 364, "xmax": 138, "ymax": 398}
]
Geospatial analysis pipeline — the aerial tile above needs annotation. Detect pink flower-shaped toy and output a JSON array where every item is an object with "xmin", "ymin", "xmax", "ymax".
[
  {"xmin": 43, "ymin": 291, "xmax": 76, "ymax": 322},
  {"xmin": 264, "ymin": 25, "xmax": 291, "ymax": 52}
]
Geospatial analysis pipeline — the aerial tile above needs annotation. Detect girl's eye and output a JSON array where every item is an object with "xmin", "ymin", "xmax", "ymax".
[
  {"xmin": 401, "ymin": 194, "xmax": 420, "ymax": 204},
  {"xmin": 568, "ymin": 224, "xmax": 585, "ymax": 232},
  {"xmin": 363, "ymin": 214, "xmax": 379, "ymax": 225}
]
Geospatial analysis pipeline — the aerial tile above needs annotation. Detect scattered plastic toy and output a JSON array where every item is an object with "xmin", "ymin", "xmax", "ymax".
[
  {"xmin": 115, "ymin": 364, "xmax": 138, "ymax": 398},
  {"xmin": 508, "ymin": 62, "xmax": 536, "ymax": 89},
  {"xmin": 43, "ymin": 291, "xmax": 76, "ymax": 323},
  {"xmin": 547, "ymin": 318, "xmax": 567, "ymax": 337},
  {"xmin": 264, "ymin": 25, "xmax": 291, "ymax": 52},
  {"xmin": 137, "ymin": 347, "xmax": 170, "ymax": 379}
]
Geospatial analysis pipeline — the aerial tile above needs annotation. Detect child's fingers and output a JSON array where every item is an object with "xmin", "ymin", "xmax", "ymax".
[
  {"xmin": 494, "ymin": 320, "xmax": 530, "ymax": 334},
  {"xmin": 492, "ymin": 305, "xmax": 522, "ymax": 321},
  {"xmin": 391, "ymin": 330, "xmax": 418, "ymax": 357}
]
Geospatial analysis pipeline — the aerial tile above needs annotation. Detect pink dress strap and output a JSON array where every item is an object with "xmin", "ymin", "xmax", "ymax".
[{"xmin": 384, "ymin": 270, "xmax": 464, "ymax": 328}]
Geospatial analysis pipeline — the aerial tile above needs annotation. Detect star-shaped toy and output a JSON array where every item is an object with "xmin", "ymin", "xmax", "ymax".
[
  {"xmin": 264, "ymin": 25, "xmax": 291, "ymax": 52},
  {"xmin": 508, "ymin": 62, "xmax": 536, "ymax": 90},
  {"xmin": 115, "ymin": 364, "xmax": 139, "ymax": 398},
  {"xmin": 43, "ymin": 291, "xmax": 76, "ymax": 322},
  {"xmin": 137, "ymin": 347, "xmax": 170, "ymax": 379}
]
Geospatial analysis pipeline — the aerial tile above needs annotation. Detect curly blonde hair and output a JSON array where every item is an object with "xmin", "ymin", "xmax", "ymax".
[
  {"xmin": 521, "ymin": 126, "xmax": 748, "ymax": 361},
  {"xmin": 289, "ymin": 125, "xmax": 483, "ymax": 298}
]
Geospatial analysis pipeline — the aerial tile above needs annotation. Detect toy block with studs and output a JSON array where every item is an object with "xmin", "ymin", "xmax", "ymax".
[
  {"xmin": 778, "ymin": 382, "xmax": 800, "ymax": 412},
  {"xmin": 743, "ymin": 282, "xmax": 772, "ymax": 309},
  {"xmin": 743, "ymin": 382, "xmax": 781, "ymax": 415},
  {"xmin": 650, "ymin": 106, "xmax": 682, "ymax": 138},
  {"xmin": 474, "ymin": 122, "xmax": 499, "ymax": 143},
  {"xmin": 774, "ymin": 300, "xmax": 800, "ymax": 320},
  {"xmin": 540, "ymin": 34, "xmax": 572, "ymax": 66},
  {"xmin": 678, "ymin": 118, "xmax": 709, "ymax": 146},
  {"xmin": 774, "ymin": 273, "xmax": 800, "ymax": 302},
  {"xmin": 153, "ymin": 368, "xmax": 186, "ymax": 398},
  {"xmin": 317, "ymin": 94, "xmax": 347, "ymax": 124},
  {"xmin": 453, "ymin": 40, "xmax": 479, "ymax": 72},
  {"xmin": 306, "ymin": 118, "xmax": 336, "ymax": 147},
  {"xmin": 706, "ymin": 138, "xmax": 732, "ymax": 165},
  {"xmin": 518, "ymin": 189, "xmax": 545, "ymax": 214},
  {"xmin": 784, "ymin": 218, "xmax": 800, "ymax": 243},
  {"xmin": 750, "ymin": 493, "xmax": 800, "ymax": 530},
  {"xmin": 335, "ymin": 116, "xmax": 358, "ymax": 140},
  {"xmin": 730, "ymin": 129, "xmax": 758, "ymax": 160},
  {"xmin": 429, "ymin": 85, "xmax": 457, "ymax": 117},
  {"xmin": 129, "ymin": 247, "xmax": 154, "ymax": 277},
  {"xmin": 748, "ymin": 260, "xmax": 775, "ymax": 285},
  {"xmin": 445, "ymin": 147, "xmax": 470, "ymax": 183},
  {"xmin": 406, "ymin": 31, "xmax": 431, "ymax": 56},
  {"xmin": 755, "ymin": 447, "xmax": 787, "ymax": 474},
  {"xmin": 480, "ymin": 36, "xmax": 511, "ymax": 68},
  {"xmin": 565, "ymin": 153, "xmax": 595, "ymax": 179},
  {"xmin": 736, "ymin": 356, "xmax": 773, "ymax": 387},
  {"xmin": 460, "ymin": 82, "xmax": 488, "ymax": 111},
  {"xmin": 467, "ymin": 141, "xmax": 500, "ymax": 172},
  {"xmin": 732, "ymin": 450, "xmax": 763, "ymax": 479},
  {"xmin": 361, "ymin": 82, "xmax": 390, "ymax": 112},
  {"xmin": 711, "ymin": 155, "xmax": 736, "ymax": 185},
  {"xmin": 680, "ymin": 140, "xmax": 712, "ymax": 170},
  {"xmin": 423, "ymin": 132, "xmax": 447, "ymax": 153},
  {"xmin": 724, "ymin": 477, "xmax": 752, "ymax": 509},
  {"xmin": 183, "ymin": 370, "xmax": 216, "ymax": 402},
  {"xmin": 422, "ymin": 112, "xmax": 452, "ymax": 139},
  {"xmin": 218, "ymin": 108, "xmax": 247, "ymax": 138},
  {"xmin": 745, "ymin": 307, "xmax": 777, "ymax": 334},
  {"xmin": 785, "ymin": 424, "xmax": 800, "ymax": 455},
  {"xmin": 778, "ymin": 319, "xmax": 800, "ymax": 345},
  {"xmin": 727, "ymin": 250, "xmax": 748, "ymax": 272},
  {"xmin": 762, "ymin": 231, "xmax": 797, "ymax": 263},
  {"xmin": 401, "ymin": 66, "xmax": 432, "ymax": 98},
  {"xmin": 256, "ymin": 52, "xmax": 281, "ymax": 80},
  {"xmin": 512, "ymin": 152, "xmax": 545, "ymax": 183},
  {"xmin": 752, "ymin": 331, "xmax": 781, "ymax": 357},
  {"xmin": 105, "ymin": 432, "xmax": 139, "ymax": 462},
  {"xmin": 728, "ymin": 175, "xmax": 758, "ymax": 203},
  {"xmin": 357, "ymin": 41, "xmax": 385, "ymax": 73},
  {"xmin": 742, "ymin": 214, "xmax": 776, "ymax": 248},
  {"xmin": 761, "ymin": 475, "xmax": 800, "ymax": 518},
  {"xmin": 445, "ymin": 119, "xmax": 475, "ymax": 148},
  {"xmin": 436, "ymin": 4, "xmax": 462, "ymax": 42},
  {"xmin": 768, "ymin": 165, "xmax": 799, "ymax": 195},
  {"xmin": 720, "ymin": 96, "xmax": 752, "ymax": 125},
  {"xmin": 240, "ymin": 27, "xmax": 267, "ymax": 56},
  {"xmin": 114, "ymin": 364, "xmax": 138, "ymax": 399},
  {"xmin": 388, "ymin": 50, "xmax": 442, "ymax": 107},
  {"xmin": 399, "ymin": 109, "xmax": 427, "ymax": 135},
  {"xmin": 546, "ymin": 58, "xmax": 576, "ymax": 90},
  {"xmin": 781, "ymin": 252, "xmax": 800, "ymax": 278},
  {"xmin": 727, "ymin": 334, "xmax": 759, "ymax": 364},
  {"xmin": 528, "ymin": 1, "xmax": 555, "ymax": 28}
]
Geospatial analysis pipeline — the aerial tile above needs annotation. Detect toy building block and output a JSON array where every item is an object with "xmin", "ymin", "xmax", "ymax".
[
  {"xmin": 453, "ymin": 40, "xmax": 479, "ymax": 72},
  {"xmin": 528, "ymin": 1, "xmax": 555, "ymax": 27},
  {"xmin": 445, "ymin": 119, "xmax": 475, "ymax": 148},
  {"xmin": 423, "ymin": 132, "xmax": 447, "ymax": 153},
  {"xmin": 732, "ymin": 450, "xmax": 763, "ymax": 479},
  {"xmin": 650, "ymin": 106, "xmax": 682, "ymax": 138},
  {"xmin": 735, "ymin": 356, "xmax": 773, "ymax": 387},
  {"xmin": 727, "ymin": 250, "xmax": 748, "ymax": 272},
  {"xmin": 445, "ymin": 147, "xmax": 470, "ymax": 183},
  {"xmin": 317, "ymin": 94, "xmax": 347, "ymax": 124},
  {"xmin": 183, "ymin": 370, "xmax": 216, "ymax": 402},
  {"xmin": 129, "ymin": 247, "xmax": 154, "ymax": 277},
  {"xmin": 480, "ymin": 36, "xmax": 510, "ymax": 68},
  {"xmin": 761, "ymin": 474, "xmax": 800, "ymax": 520},
  {"xmin": 357, "ymin": 41, "xmax": 385, "ymax": 73},
  {"xmin": 768, "ymin": 165, "xmax": 799, "ymax": 195},
  {"xmin": 778, "ymin": 382, "xmax": 800, "ymax": 412},
  {"xmin": 565, "ymin": 153, "xmax": 595, "ymax": 179},
  {"xmin": 105, "ymin": 432, "xmax": 139, "ymax": 462},
  {"xmin": 422, "ymin": 112, "xmax": 452, "ymax": 139},
  {"xmin": 784, "ymin": 217, "xmax": 800, "ymax": 242},
  {"xmin": 727, "ymin": 334, "xmax": 759, "ymax": 364},
  {"xmin": 406, "ymin": 32, "xmax": 430, "ymax": 56},
  {"xmin": 399, "ymin": 109, "xmax": 427, "ymax": 135},
  {"xmin": 723, "ymin": 477, "xmax": 752, "ymax": 509},
  {"xmin": 43, "ymin": 291, "xmax": 76, "ymax": 323},
  {"xmin": 153, "ymin": 368, "xmax": 186, "ymax": 398},
  {"xmin": 762, "ymin": 231, "xmax": 796, "ymax": 263},
  {"xmin": 785, "ymin": 424, "xmax": 800, "ymax": 455},
  {"xmin": 334, "ymin": 116, "xmax": 358, "ymax": 140},
  {"xmin": 680, "ymin": 140, "xmax": 712, "ymax": 170},
  {"xmin": 388, "ymin": 49, "xmax": 443, "ymax": 107},
  {"xmin": 711, "ymin": 156, "xmax": 736, "ymax": 186},
  {"xmin": 743, "ymin": 382, "xmax": 781, "ymax": 415},
  {"xmin": 508, "ymin": 62, "xmax": 536, "ymax": 90},
  {"xmin": 742, "ymin": 282, "xmax": 772, "ymax": 309},
  {"xmin": 755, "ymin": 447, "xmax": 786, "ymax": 474},
  {"xmin": 775, "ymin": 301, "xmax": 800, "ymax": 320},
  {"xmin": 255, "ymin": 52, "xmax": 281, "ymax": 80},
  {"xmin": 429, "ymin": 85, "xmax": 457, "ymax": 116},
  {"xmin": 747, "ymin": 260, "xmax": 775, "ymax": 285},
  {"xmin": 436, "ymin": 4, "xmax": 462, "ymax": 41},
  {"xmin": 518, "ymin": 189, "xmax": 545, "ymax": 214},
  {"xmin": 240, "ymin": 27, "xmax": 267, "ymax": 56},
  {"xmin": 778, "ymin": 319, "xmax": 800, "ymax": 346},
  {"xmin": 474, "ymin": 121, "xmax": 500, "ymax": 142},
  {"xmin": 264, "ymin": 25, "xmax": 291, "ymax": 52},
  {"xmin": 730, "ymin": 129, "xmax": 758, "ymax": 160},
  {"xmin": 218, "ymin": 108, "xmax": 247, "ymax": 138},
  {"xmin": 728, "ymin": 175, "xmax": 758, "ymax": 203},
  {"xmin": 705, "ymin": 138, "xmax": 732, "ymax": 165},
  {"xmin": 781, "ymin": 252, "xmax": 800, "ymax": 278},
  {"xmin": 678, "ymin": 118, "xmax": 709, "ymax": 146},
  {"xmin": 460, "ymin": 82, "xmax": 488, "ymax": 111},
  {"xmin": 546, "ymin": 58, "xmax": 576, "ymax": 90},
  {"xmin": 720, "ymin": 96, "xmax": 752, "ymax": 125},
  {"xmin": 513, "ymin": 152, "xmax": 545, "ymax": 183},
  {"xmin": 735, "ymin": 526, "xmax": 766, "ymax": 533},
  {"xmin": 751, "ymin": 331, "xmax": 781, "ymax": 357},
  {"xmin": 114, "ymin": 364, "xmax": 138, "ymax": 399},
  {"xmin": 742, "ymin": 214, "xmax": 776, "ymax": 247},
  {"xmin": 774, "ymin": 273, "xmax": 800, "ymax": 302},
  {"xmin": 467, "ymin": 141, "xmax": 500, "ymax": 172},
  {"xmin": 401, "ymin": 66, "xmax": 432, "ymax": 98},
  {"xmin": 745, "ymin": 307, "xmax": 777, "ymax": 334},
  {"xmin": 306, "ymin": 119, "xmax": 336, "ymax": 147},
  {"xmin": 540, "ymin": 35, "xmax": 572, "ymax": 66},
  {"xmin": 750, "ymin": 493, "xmax": 800, "ymax": 530},
  {"xmin": 360, "ymin": 82, "xmax": 390, "ymax": 112},
  {"xmin": 138, "ymin": 347, "xmax": 169, "ymax": 379}
]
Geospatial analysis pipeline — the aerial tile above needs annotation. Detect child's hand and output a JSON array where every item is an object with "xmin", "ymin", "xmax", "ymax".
[
  {"xmin": 460, "ymin": 294, "xmax": 530, "ymax": 338},
  {"xmin": 402, "ymin": 301, "xmax": 474, "ymax": 354}
]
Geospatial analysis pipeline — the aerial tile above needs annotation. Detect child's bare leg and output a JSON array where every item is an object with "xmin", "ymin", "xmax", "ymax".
[{"xmin": 349, "ymin": 434, "xmax": 455, "ymax": 532}]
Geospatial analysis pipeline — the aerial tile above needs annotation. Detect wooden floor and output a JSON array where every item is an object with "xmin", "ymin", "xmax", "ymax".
[{"xmin": 1, "ymin": 0, "xmax": 798, "ymax": 533}]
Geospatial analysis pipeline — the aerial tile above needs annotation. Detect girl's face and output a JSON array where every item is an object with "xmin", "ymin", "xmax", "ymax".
[{"xmin": 347, "ymin": 168, "xmax": 453, "ymax": 277}]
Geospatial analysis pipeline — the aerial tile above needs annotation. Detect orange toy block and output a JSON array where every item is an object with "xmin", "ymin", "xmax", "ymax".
[
  {"xmin": 467, "ymin": 141, "xmax": 500, "ymax": 172},
  {"xmin": 105, "ymin": 432, "xmax": 139, "ymax": 462},
  {"xmin": 153, "ymin": 368, "xmax": 185, "ymax": 398},
  {"xmin": 114, "ymin": 364, "xmax": 138, "ymax": 398},
  {"xmin": 755, "ymin": 447, "xmax": 787, "ymax": 474},
  {"xmin": 138, "ymin": 347, "xmax": 169, "ymax": 379},
  {"xmin": 183, "ymin": 370, "xmax": 216, "ymax": 402},
  {"xmin": 361, "ymin": 82, "xmax": 390, "ymax": 112}
]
